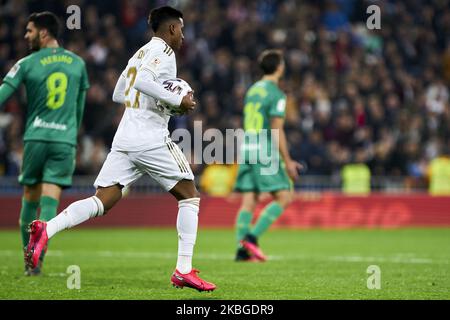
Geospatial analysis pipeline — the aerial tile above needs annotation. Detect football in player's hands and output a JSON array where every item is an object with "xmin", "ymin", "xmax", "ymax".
[{"xmin": 157, "ymin": 78, "xmax": 194, "ymax": 116}]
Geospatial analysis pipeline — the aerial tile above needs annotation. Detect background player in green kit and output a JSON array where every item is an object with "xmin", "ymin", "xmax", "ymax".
[
  {"xmin": 0, "ymin": 12, "xmax": 89, "ymax": 275},
  {"xmin": 234, "ymin": 49, "xmax": 302, "ymax": 262}
]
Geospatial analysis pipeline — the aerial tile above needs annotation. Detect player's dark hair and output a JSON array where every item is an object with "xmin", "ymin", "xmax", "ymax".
[
  {"xmin": 258, "ymin": 50, "xmax": 283, "ymax": 75},
  {"xmin": 148, "ymin": 6, "xmax": 183, "ymax": 33},
  {"xmin": 28, "ymin": 11, "xmax": 61, "ymax": 38}
]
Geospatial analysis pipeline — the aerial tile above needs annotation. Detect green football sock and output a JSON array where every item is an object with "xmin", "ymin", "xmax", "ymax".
[
  {"xmin": 39, "ymin": 196, "xmax": 59, "ymax": 222},
  {"xmin": 19, "ymin": 198, "xmax": 39, "ymax": 249},
  {"xmin": 250, "ymin": 202, "xmax": 284, "ymax": 238},
  {"xmin": 36, "ymin": 196, "xmax": 59, "ymax": 265},
  {"xmin": 235, "ymin": 210, "xmax": 253, "ymax": 244}
]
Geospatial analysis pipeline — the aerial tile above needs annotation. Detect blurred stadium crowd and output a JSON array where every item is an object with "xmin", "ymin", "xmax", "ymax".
[{"xmin": 0, "ymin": 0, "xmax": 449, "ymax": 182}]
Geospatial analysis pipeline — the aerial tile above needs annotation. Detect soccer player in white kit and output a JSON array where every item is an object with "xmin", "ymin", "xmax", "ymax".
[{"xmin": 25, "ymin": 6, "xmax": 216, "ymax": 292}]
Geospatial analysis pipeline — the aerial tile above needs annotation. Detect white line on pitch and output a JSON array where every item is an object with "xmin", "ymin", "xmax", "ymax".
[{"xmin": 1, "ymin": 249, "xmax": 448, "ymax": 265}]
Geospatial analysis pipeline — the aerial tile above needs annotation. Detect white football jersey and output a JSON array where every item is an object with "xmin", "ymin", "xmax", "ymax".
[{"xmin": 112, "ymin": 37, "xmax": 177, "ymax": 151}]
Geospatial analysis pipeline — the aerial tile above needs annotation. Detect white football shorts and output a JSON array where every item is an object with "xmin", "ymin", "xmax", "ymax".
[{"xmin": 94, "ymin": 140, "xmax": 194, "ymax": 191}]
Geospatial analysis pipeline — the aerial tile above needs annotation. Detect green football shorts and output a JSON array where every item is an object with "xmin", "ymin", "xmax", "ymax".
[
  {"xmin": 19, "ymin": 141, "xmax": 76, "ymax": 187},
  {"xmin": 234, "ymin": 160, "xmax": 292, "ymax": 193}
]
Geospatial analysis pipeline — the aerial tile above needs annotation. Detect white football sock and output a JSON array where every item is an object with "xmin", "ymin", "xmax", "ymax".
[
  {"xmin": 176, "ymin": 198, "xmax": 200, "ymax": 274},
  {"xmin": 46, "ymin": 196, "xmax": 104, "ymax": 239}
]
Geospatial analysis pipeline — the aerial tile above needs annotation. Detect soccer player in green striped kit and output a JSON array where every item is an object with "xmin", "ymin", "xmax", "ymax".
[
  {"xmin": 234, "ymin": 50, "xmax": 302, "ymax": 262},
  {"xmin": 0, "ymin": 12, "xmax": 89, "ymax": 275}
]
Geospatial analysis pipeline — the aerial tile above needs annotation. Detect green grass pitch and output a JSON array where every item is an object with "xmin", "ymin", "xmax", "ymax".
[{"xmin": 0, "ymin": 228, "xmax": 449, "ymax": 299}]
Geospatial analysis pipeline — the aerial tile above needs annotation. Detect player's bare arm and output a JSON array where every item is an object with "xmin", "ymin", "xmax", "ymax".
[{"xmin": 270, "ymin": 117, "xmax": 302, "ymax": 181}]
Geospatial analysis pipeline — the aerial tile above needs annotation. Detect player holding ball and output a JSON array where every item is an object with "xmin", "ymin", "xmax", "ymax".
[{"xmin": 25, "ymin": 6, "xmax": 216, "ymax": 292}]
